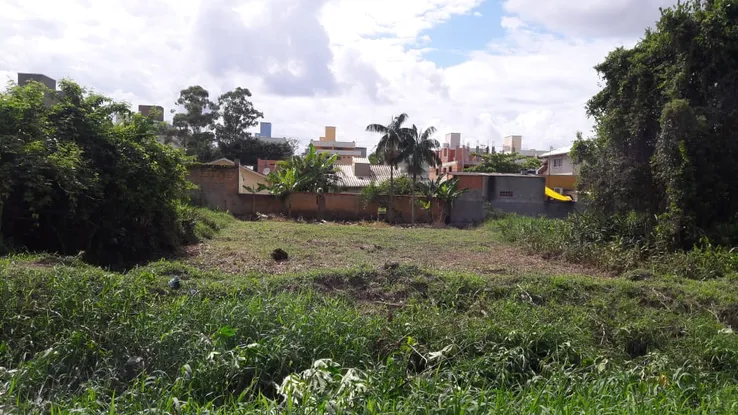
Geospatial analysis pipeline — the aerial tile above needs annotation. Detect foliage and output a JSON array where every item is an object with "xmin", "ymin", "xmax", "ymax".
[
  {"xmin": 496, "ymin": 214, "xmax": 738, "ymax": 279},
  {"xmin": 168, "ymin": 85, "xmax": 220, "ymax": 161},
  {"xmin": 399, "ymin": 125, "xmax": 442, "ymax": 223},
  {"xmin": 360, "ymin": 176, "xmax": 419, "ymax": 205},
  {"xmin": 466, "ymin": 151, "xmax": 541, "ymax": 173},
  {"xmin": 368, "ymin": 151, "xmax": 383, "ymax": 165},
  {"xmin": 366, "ymin": 113, "xmax": 410, "ymax": 222},
  {"xmin": 434, "ymin": 177, "xmax": 467, "ymax": 222},
  {"xmin": 576, "ymin": 0, "xmax": 738, "ymax": 249},
  {"xmin": 2, "ymin": 249, "xmax": 738, "ymax": 413},
  {"xmin": 168, "ymin": 86, "xmax": 293, "ymax": 164},
  {"xmin": 0, "ymin": 80, "xmax": 194, "ymax": 266},
  {"xmin": 257, "ymin": 145, "xmax": 340, "ymax": 214},
  {"xmin": 399, "ymin": 125, "xmax": 441, "ymax": 179}
]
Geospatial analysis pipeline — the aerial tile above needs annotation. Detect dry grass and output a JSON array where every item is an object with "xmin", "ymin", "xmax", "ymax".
[{"xmin": 184, "ymin": 219, "xmax": 601, "ymax": 277}]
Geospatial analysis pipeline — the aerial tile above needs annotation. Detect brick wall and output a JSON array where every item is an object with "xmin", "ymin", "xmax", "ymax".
[
  {"xmin": 187, "ymin": 165, "xmax": 241, "ymax": 212},
  {"xmin": 187, "ymin": 165, "xmax": 443, "ymax": 223}
]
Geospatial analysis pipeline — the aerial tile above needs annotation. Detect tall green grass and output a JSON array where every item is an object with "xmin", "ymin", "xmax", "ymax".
[
  {"xmin": 2, "ymin": 260, "xmax": 737, "ymax": 413},
  {"xmin": 494, "ymin": 215, "xmax": 738, "ymax": 279}
]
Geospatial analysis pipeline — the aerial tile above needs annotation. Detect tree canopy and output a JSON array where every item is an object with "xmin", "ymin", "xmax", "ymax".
[
  {"xmin": 168, "ymin": 86, "xmax": 294, "ymax": 165},
  {"xmin": 465, "ymin": 152, "xmax": 541, "ymax": 174},
  {"xmin": 573, "ymin": 0, "xmax": 738, "ymax": 248},
  {"xmin": 0, "ymin": 80, "xmax": 191, "ymax": 265}
]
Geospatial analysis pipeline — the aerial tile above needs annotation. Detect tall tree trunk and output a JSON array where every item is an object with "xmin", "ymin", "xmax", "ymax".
[
  {"xmin": 389, "ymin": 167, "xmax": 394, "ymax": 223},
  {"xmin": 411, "ymin": 173, "xmax": 416, "ymax": 225}
]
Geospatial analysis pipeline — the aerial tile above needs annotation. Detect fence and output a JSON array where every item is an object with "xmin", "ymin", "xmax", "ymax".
[{"xmin": 187, "ymin": 165, "xmax": 444, "ymax": 223}]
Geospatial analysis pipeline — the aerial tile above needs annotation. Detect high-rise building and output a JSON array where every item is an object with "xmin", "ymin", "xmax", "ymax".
[
  {"xmin": 503, "ymin": 135, "xmax": 522, "ymax": 153},
  {"xmin": 430, "ymin": 132, "xmax": 490, "ymax": 178},
  {"xmin": 18, "ymin": 73, "xmax": 56, "ymax": 90},
  {"xmin": 259, "ymin": 122, "xmax": 272, "ymax": 138},
  {"xmin": 310, "ymin": 126, "xmax": 362, "ymax": 165},
  {"xmin": 138, "ymin": 105, "xmax": 164, "ymax": 121},
  {"xmin": 17, "ymin": 73, "xmax": 57, "ymax": 106}
]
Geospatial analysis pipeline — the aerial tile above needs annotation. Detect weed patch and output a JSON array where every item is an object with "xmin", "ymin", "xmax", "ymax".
[{"xmin": 2, "ymin": 257, "xmax": 738, "ymax": 413}]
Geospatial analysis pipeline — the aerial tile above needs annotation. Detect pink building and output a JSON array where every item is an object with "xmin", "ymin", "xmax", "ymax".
[{"xmin": 429, "ymin": 133, "xmax": 489, "ymax": 179}]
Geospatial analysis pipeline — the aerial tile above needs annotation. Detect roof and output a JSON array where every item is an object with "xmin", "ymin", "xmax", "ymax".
[
  {"xmin": 352, "ymin": 157, "xmax": 370, "ymax": 164},
  {"xmin": 336, "ymin": 164, "xmax": 406, "ymax": 188},
  {"xmin": 449, "ymin": 171, "xmax": 541, "ymax": 178},
  {"xmin": 538, "ymin": 146, "xmax": 572, "ymax": 158},
  {"xmin": 206, "ymin": 158, "xmax": 235, "ymax": 166}
]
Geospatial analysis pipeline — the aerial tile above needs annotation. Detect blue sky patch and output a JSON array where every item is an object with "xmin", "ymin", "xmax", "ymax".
[{"xmin": 417, "ymin": 0, "xmax": 505, "ymax": 67}]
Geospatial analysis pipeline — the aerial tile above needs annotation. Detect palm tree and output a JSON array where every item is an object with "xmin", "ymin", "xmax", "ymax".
[
  {"xmin": 366, "ymin": 113, "xmax": 410, "ymax": 223},
  {"xmin": 399, "ymin": 125, "xmax": 441, "ymax": 224},
  {"xmin": 277, "ymin": 144, "xmax": 339, "ymax": 193},
  {"xmin": 435, "ymin": 177, "xmax": 467, "ymax": 225},
  {"xmin": 259, "ymin": 144, "xmax": 339, "ymax": 216}
]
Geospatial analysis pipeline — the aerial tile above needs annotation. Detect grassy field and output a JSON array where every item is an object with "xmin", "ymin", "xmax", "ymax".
[{"xmin": 2, "ymin": 215, "xmax": 738, "ymax": 413}]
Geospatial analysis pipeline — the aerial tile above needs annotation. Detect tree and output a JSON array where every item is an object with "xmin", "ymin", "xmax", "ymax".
[
  {"xmin": 366, "ymin": 113, "xmax": 410, "ymax": 223},
  {"xmin": 399, "ymin": 125, "xmax": 441, "ymax": 224},
  {"xmin": 466, "ymin": 152, "xmax": 540, "ymax": 173},
  {"xmin": 170, "ymin": 86, "xmax": 219, "ymax": 161},
  {"xmin": 259, "ymin": 144, "xmax": 339, "ymax": 216},
  {"xmin": 578, "ymin": 0, "xmax": 738, "ymax": 248},
  {"xmin": 213, "ymin": 87, "xmax": 293, "ymax": 165},
  {"xmin": 0, "ymin": 79, "xmax": 190, "ymax": 265},
  {"xmin": 215, "ymin": 87, "xmax": 263, "ymax": 145},
  {"xmin": 434, "ymin": 177, "xmax": 467, "ymax": 225},
  {"xmin": 368, "ymin": 151, "xmax": 384, "ymax": 165},
  {"xmin": 168, "ymin": 86, "xmax": 294, "ymax": 165},
  {"xmin": 430, "ymin": 177, "xmax": 466, "ymax": 226}
]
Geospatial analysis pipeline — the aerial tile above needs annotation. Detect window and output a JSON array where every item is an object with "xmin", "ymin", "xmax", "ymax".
[
  {"xmin": 553, "ymin": 158, "xmax": 563, "ymax": 168},
  {"xmin": 499, "ymin": 191, "xmax": 514, "ymax": 198}
]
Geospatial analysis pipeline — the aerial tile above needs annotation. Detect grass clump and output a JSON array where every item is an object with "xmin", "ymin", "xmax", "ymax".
[
  {"xmin": 495, "ymin": 214, "xmax": 738, "ymax": 279},
  {"xmin": 2, "ymin": 256, "xmax": 738, "ymax": 413}
]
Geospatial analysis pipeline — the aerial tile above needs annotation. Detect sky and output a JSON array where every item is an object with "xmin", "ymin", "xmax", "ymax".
[{"xmin": 0, "ymin": 0, "xmax": 679, "ymax": 154}]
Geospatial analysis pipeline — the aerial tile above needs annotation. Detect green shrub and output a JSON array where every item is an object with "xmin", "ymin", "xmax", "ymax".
[
  {"xmin": 0, "ymin": 80, "xmax": 194, "ymax": 266},
  {"xmin": 495, "ymin": 214, "xmax": 738, "ymax": 278}
]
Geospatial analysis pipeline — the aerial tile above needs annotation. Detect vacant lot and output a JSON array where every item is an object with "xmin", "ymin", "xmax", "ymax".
[
  {"xmin": 185, "ymin": 219, "xmax": 598, "ymax": 277},
  {"xmin": 2, "ymin": 215, "xmax": 738, "ymax": 414}
]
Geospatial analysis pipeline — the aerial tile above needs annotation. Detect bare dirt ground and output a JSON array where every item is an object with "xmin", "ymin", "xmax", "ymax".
[{"xmin": 184, "ymin": 220, "xmax": 601, "ymax": 277}]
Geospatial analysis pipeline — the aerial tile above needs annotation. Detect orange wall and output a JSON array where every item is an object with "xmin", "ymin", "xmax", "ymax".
[
  {"xmin": 544, "ymin": 175, "xmax": 577, "ymax": 191},
  {"xmin": 456, "ymin": 175, "xmax": 484, "ymax": 191}
]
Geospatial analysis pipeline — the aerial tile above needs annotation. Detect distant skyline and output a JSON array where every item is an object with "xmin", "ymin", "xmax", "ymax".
[{"xmin": 0, "ymin": 0, "xmax": 678, "ymax": 151}]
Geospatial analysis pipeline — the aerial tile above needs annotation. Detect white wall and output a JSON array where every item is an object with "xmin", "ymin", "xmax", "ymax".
[{"xmin": 548, "ymin": 155, "xmax": 578, "ymax": 175}]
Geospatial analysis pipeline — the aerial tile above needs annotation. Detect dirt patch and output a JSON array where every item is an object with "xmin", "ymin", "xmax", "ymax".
[
  {"xmin": 184, "ymin": 244, "xmax": 204, "ymax": 257},
  {"xmin": 185, "ymin": 220, "xmax": 604, "ymax": 278}
]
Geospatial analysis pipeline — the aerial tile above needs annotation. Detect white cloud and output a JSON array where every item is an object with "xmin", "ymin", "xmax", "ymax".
[
  {"xmin": 502, "ymin": 0, "xmax": 677, "ymax": 37},
  {"xmin": 0, "ymin": 0, "xmax": 678, "ymax": 156}
]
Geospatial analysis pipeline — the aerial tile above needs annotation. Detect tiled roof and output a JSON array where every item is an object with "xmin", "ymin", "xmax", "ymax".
[{"xmin": 336, "ymin": 164, "xmax": 406, "ymax": 188}]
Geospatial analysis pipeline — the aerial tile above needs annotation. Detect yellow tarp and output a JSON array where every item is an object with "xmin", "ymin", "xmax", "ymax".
[{"xmin": 545, "ymin": 186, "xmax": 573, "ymax": 202}]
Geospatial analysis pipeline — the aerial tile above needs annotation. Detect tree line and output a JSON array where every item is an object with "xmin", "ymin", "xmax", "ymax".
[
  {"xmin": 572, "ymin": 0, "xmax": 738, "ymax": 250},
  {"xmin": 162, "ymin": 86, "xmax": 295, "ymax": 165}
]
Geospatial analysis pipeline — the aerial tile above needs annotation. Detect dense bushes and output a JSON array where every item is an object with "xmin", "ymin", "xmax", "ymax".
[
  {"xmin": 0, "ymin": 80, "xmax": 194, "ymax": 265},
  {"xmin": 574, "ymin": 0, "xmax": 738, "ymax": 249}
]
